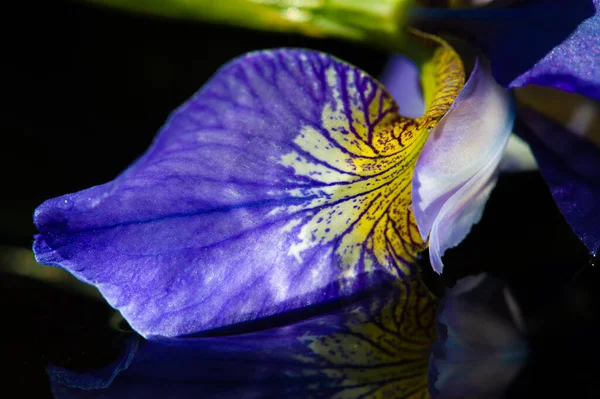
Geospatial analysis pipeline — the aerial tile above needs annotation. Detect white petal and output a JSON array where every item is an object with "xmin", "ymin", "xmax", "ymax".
[
  {"xmin": 412, "ymin": 59, "xmax": 515, "ymax": 273},
  {"xmin": 499, "ymin": 134, "xmax": 538, "ymax": 172}
]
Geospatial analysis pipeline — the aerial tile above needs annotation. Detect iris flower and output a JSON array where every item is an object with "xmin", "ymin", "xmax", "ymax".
[{"xmin": 33, "ymin": 0, "xmax": 599, "ymax": 397}]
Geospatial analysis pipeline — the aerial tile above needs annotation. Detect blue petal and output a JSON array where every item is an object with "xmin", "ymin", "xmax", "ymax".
[
  {"xmin": 509, "ymin": 0, "xmax": 600, "ymax": 100},
  {"xmin": 411, "ymin": 0, "xmax": 598, "ymax": 98},
  {"xmin": 517, "ymin": 106, "xmax": 600, "ymax": 256},
  {"xmin": 429, "ymin": 274, "xmax": 528, "ymax": 399},
  {"xmin": 33, "ymin": 49, "xmax": 431, "ymax": 338},
  {"xmin": 49, "ymin": 278, "xmax": 437, "ymax": 398},
  {"xmin": 380, "ymin": 55, "xmax": 424, "ymax": 118}
]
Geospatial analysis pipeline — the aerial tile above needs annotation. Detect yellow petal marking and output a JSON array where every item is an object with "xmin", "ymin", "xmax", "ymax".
[
  {"xmin": 279, "ymin": 34, "xmax": 464, "ymax": 282},
  {"xmin": 296, "ymin": 277, "xmax": 438, "ymax": 398}
]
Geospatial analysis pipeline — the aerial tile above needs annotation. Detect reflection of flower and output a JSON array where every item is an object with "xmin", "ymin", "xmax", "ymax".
[
  {"xmin": 49, "ymin": 278, "xmax": 437, "ymax": 397},
  {"xmin": 299, "ymin": 279, "xmax": 436, "ymax": 397}
]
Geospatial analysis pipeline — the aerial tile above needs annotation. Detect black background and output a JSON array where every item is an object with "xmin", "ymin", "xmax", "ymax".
[{"xmin": 3, "ymin": 1, "xmax": 597, "ymax": 397}]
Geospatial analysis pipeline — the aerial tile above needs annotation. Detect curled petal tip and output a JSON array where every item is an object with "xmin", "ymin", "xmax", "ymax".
[{"xmin": 412, "ymin": 58, "xmax": 515, "ymax": 273}]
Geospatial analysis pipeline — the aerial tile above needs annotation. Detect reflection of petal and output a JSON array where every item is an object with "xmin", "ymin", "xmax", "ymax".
[
  {"xmin": 412, "ymin": 59, "xmax": 514, "ymax": 273},
  {"xmin": 411, "ymin": 0, "xmax": 597, "ymax": 97},
  {"xmin": 34, "ymin": 48, "xmax": 464, "ymax": 338},
  {"xmin": 429, "ymin": 274, "xmax": 528, "ymax": 399},
  {"xmin": 517, "ymin": 106, "xmax": 600, "ymax": 256},
  {"xmin": 50, "ymin": 277, "xmax": 437, "ymax": 398},
  {"xmin": 380, "ymin": 55, "xmax": 424, "ymax": 118}
]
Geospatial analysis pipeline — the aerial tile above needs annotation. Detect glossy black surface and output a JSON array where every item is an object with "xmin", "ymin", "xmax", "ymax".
[{"xmin": 3, "ymin": 1, "xmax": 596, "ymax": 397}]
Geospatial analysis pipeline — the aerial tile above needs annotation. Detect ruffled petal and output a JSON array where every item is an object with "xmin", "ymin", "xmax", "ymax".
[
  {"xmin": 34, "ymin": 47, "xmax": 464, "ymax": 338},
  {"xmin": 517, "ymin": 106, "xmax": 600, "ymax": 256},
  {"xmin": 412, "ymin": 59, "xmax": 515, "ymax": 273},
  {"xmin": 49, "ymin": 277, "xmax": 437, "ymax": 398},
  {"xmin": 411, "ymin": 0, "xmax": 598, "ymax": 98},
  {"xmin": 429, "ymin": 274, "xmax": 528, "ymax": 399}
]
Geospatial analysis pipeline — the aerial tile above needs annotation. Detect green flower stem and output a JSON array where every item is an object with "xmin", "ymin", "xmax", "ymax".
[
  {"xmin": 79, "ymin": 0, "xmax": 450, "ymax": 114},
  {"xmin": 81, "ymin": 0, "xmax": 418, "ymax": 52}
]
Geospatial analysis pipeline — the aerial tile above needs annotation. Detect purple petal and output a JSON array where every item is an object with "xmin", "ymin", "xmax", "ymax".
[
  {"xmin": 49, "ymin": 278, "xmax": 437, "ymax": 398},
  {"xmin": 380, "ymin": 55, "xmax": 424, "ymax": 118},
  {"xmin": 517, "ymin": 106, "xmax": 600, "ymax": 256},
  {"xmin": 429, "ymin": 274, "xmax": 528, "ymax": 399},
  {"xmin": 509, "ymin": 0, "xmax": 600, "ymax": 101},
  {"xmin": 33, "ymin": 49, "xmax": 430, "ymax": 338},
  {"xmin": 412, "ymin": 59, "xmax": 515, "ymax": 273}
]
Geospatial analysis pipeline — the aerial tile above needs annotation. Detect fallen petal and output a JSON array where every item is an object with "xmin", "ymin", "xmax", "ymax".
[{"xmin": 34, "ymin": 47, "xmax": 464, "ymax": 338}]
